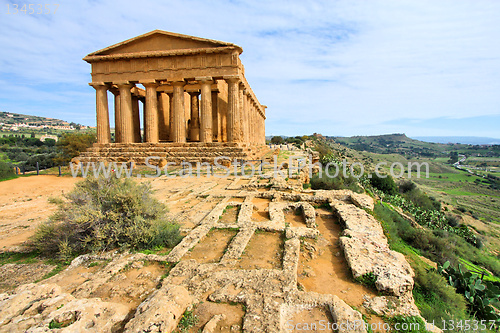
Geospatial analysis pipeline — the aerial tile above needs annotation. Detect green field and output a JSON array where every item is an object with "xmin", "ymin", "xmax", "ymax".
[
  {"xmin": 426, "ymin": 171, "xmax": 482, "ymax": 182},
  {"xmin": 0, "ymin": 131, "xmax": 45, "ymax": 139}
]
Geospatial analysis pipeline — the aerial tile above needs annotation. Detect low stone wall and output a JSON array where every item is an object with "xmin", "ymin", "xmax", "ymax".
[{"xmin": 331, "ymin": 199, "xmax": 414, "ymax": 297}]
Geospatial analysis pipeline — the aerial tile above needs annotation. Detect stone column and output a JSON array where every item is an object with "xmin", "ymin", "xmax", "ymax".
[
  {"xmin": 253, "ymin": 104, "xmax": 258, "ymax": 144},
  {"xmin": 157, "ymin": 92, "xmax": 169, "ymax": 141},
  {"xmin": 110, "ymin": 88, "xmax": 121, "ymax": 143},
  {"xmin": 157, "ymin": 93, "xmax": 164, "ymax": 140},
  {"xmin": 261, "ymin": 106, "xmax": 267, "ymax": 145},
  {"xmin": 143, "ymin": 82, "xmax": 159, "ymax": 143},
  {"xmin": 254, "ymin": 105, "xmax": 259, "ymax": 144},
  {"xmin": 167, "ymin": 93, "xmax": 173, "ymax": 141},
  {"xmin": 188, "ymin": 92, "xmax": 200, "ymax": 141},
  {"xmin": 117, "ymin": 82, "xmax": 134, "ymax": 144},
  {"xmin": 239, "ymin": 84, "xmax": 245, "ymax": 143},
  {"xmin": 198, "ymin": 77, "xmax": 213, "ymax": 143},
  {"xmin": 211, "ymin": 90, "xmax": 219, "ymax": 142},
  {"xmin": 220, "ymin": 88, "xmax": 227, "ymax": 143},
  {"xmin": 259, "ymin": 111, "xmax": 266, "ymax": 144},
  {"xmin": 132, "ymin": 95, "xmax": 141, "ymax": 143},
  {"xmin": 256, "ymin": 108, "xmax": 260, "ymax": 145},
  {"xmin": 225, "ymin": 76, "xmax": 240, "ymax": 143},
  {"xmin": 250, "ymin": 103, "xmax": 255, "ymax": 144},
  {"xmin": 242, "ymin": 89, "xmax": 250, "ymax": 144},
  {"xmin": 90, "ymin": 82, "xmax": 111, "ymax": 144},
  {"xmin": 171, "ymin": 81, "xmax": 186, "ymax": 143}
]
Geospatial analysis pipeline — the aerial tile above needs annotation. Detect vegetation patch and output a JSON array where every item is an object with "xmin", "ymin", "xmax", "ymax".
[
  {"xmin": 0, "ymin": 161, "xmax": 17, "ymax": 181},
  {"xmin": 177, "ymin": 307, "xmax": 198, "ymax": 332},
  {"xmin": 355, "ymin": 272, "xmax": 377, "ymax": 290},
  {"xmin": 437, "ymin": 261, "xmax": 500, "ymax": 327},
  {"xmin": 385, "ymin": 315, "xmax": 429, "ymax": 333},
  {"xmin": 375, "ymin": 202, "xmax": 471, "ymax": 328}
]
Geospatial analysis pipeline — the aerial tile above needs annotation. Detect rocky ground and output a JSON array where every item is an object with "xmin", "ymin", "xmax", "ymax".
[{"xmin": 0, "ymin": 155, "xmax": 435, "ymax": 332}]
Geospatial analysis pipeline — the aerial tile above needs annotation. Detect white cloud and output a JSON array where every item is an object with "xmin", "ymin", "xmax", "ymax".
[{"xmin": 0, "ymin": 0, "xmax": 499, "ymax": 136}]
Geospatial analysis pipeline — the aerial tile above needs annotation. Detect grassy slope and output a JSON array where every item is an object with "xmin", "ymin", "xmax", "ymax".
[{"xmin": 319, "ymin": 134, "xmax": 500, "ymax": 254}]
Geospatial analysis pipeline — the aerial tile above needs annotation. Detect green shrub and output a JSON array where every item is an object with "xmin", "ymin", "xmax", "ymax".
[
  {"xmin": 310, "ymin": 173, "xmax": 344, "ymax": 190},
  {"xmin": 0, "ymin": 161, "xmax": 17, "ymax": 181},
  {"xmin": 437, "ymin": 261, "xmax": 500, "ymax": 326},
  {"xmin": 53, "ymin": 131, "xmax": 96, "ymax": 165},
  {"xmin": 177, "ymin": 308, "xmax": 198, "ymax": 332},
  {"xmin": 355, "ymin": 272, "xmax": 377, "ymax": 289},
  {"xmin": 29, "ymin": 176, "xmax": 182, "ymax": 258},
  {"xmin": 412, "ymin": 263, "xmax": 468, "ymax": 327},
  {"xmin": 375, "ymin": 203, "xmax": 469, "ymax": 328},
  {"xmin": 386, "ymin": 315, "xmax": 429, "ymax": 333},
  {"xmin": 270, "ymin": 136, "xmax": 284, "ymax": 144},
  {"xmin": 399, "ymin": 180, "xmax": 417, "ymax": 194},
  {"xmin": 446, "ymin": 215, "xmax": 460, "ymax": 227},
  {"xmin": 370, "ymin": 173, "xmax": 398, "ymax": 195},
  {"xmin": 20, "ymin": 152, "xmax": 58, "ymax": 171},
  {"xmin": 403, "ymin": 188, "xmax": 441, "ymax": 211},
  {"xmin": 310, "ymin": 171, "xmax": 363, "ymax": 193}
]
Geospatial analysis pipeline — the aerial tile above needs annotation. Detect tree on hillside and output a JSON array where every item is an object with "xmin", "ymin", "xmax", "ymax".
[
  {"xmin": 270, "ymin": 136, "xmax": 284, "ymax": 144},
  {"xmin": 370, "ymin": 173, "xmax": 398, "ymax": 195},
  {"xmin": 448, "ymin": 151, "xmax": 459, "ymax": 164},
  {"xmin": 53, "ymin": 131, "xmax": 96, "ymax": 165},
  {"xmin": 0, "ymin": 161, "xmax": 16, "ymax": 181}
]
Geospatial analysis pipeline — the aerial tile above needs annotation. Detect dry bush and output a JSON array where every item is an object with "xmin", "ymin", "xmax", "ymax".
[{"xmin": 30, "ymin": 176, "xmax": 182, "ymax": 258}]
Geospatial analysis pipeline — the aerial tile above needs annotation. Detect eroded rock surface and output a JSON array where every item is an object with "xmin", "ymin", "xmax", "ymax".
[
  {"xmin": 0, "ymin": 173, "xmax": 426, "ymax": 332},
  {"xmin": 333, "ymin": 200, "xmax": 414, "ymax": 297}
]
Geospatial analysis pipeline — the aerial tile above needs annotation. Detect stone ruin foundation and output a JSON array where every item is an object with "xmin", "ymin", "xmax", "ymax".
[{"xmin": 0, "ymin": 172, "xmax": 441, "ymax": 333}]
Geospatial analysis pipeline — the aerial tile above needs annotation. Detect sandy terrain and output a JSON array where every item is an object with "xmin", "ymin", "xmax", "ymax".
[{"xmin": 0, "ymin": 176, "xmax": 79, "ymax": 251}]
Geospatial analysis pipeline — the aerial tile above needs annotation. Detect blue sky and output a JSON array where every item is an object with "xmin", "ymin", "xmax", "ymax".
[{"xmin": 0, "ymin": 0, "xmax": 499, "ymax": 138}]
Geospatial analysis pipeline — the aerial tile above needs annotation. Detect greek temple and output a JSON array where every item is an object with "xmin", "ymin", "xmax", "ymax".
[{"xmin": 79, "ymin": 30, "xmax": 267, "ymax": 164}]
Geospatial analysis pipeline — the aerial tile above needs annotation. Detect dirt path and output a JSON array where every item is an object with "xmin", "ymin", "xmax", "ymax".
[{"xmin": 0, "ymin": 176, "xmax": 79, "ymax": 251}]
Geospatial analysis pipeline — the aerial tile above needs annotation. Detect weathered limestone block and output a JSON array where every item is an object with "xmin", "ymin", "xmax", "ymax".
[
  {"xmin": 363, "ymin": 296, "xmax": 443, "ymax": 333},
  {"xmin": 363, "ymin": 295, "xmax": 419, "ymax": 317},
  {"xmin": 124, "ymin": 285, "xmax": 191, "ymax": 333},
  {"xmin": 26, "ymin": 298, "xmax": 130, "ymax": 333},
  {"xmin": 333, "ymin": 201, "xmax": 386, "ymax": 243},
  {"xmin": 329, "ymin": 295, "xmax": 367, "ymax": 333},
  {"xmin": 72, "ymin": 254, "xmax": 138, "ymax": 298},
  {"xmin": 340, "ymin": 234, "xmax": 414, "ymax": 296},
  {"xmin": 285, "ymin": 227, "xmax": 319, "ymax": 239},
  {"xmin": 270, "ymin": 175, "xmax": 289, "ymax": 191},
  {"xmin": 268, "ymin": 202, "xmax": 286, "ymax": 225},
  {"xmin": 167, "ymin": 199, "xmax": 229, "ymax": 262},
  {"xmin": 300, "ymin": 202, "xmax": 316, "ymax": 228},
  {"xmin": 0, "ymin": 283, "xmax": 64, "ymax": 327},
  {"xmin": 202, "ymin": 314, "xmax": 226, "ymax": 333},
  {"xmin": 0, "ymin": 283, "xmax": 129, "ymax": 333},
  {"xmin": 332, "ymin": 200, "xmax": 414, "ymax": 297},
  {"xmin": 220, "ymin": 227, "xmax": 255, "ymax": 262},
  {"xmin": 298, "ymin": 167, "xmax": 310, "ymax": 184},
  {"xmin": 283, "ymin": 238, "xmax": 300, "ymax": 277},
  {"xmin": 236, "ymin": 201, "xmax": 253, "ymax": 223},
  {"xmin": 350, "ymin": 192, "xmax": 374, "ymax": 211}
]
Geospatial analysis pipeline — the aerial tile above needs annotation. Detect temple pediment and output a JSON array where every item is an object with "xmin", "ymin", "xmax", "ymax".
[{"xmin": 86, "ymin": 30, "xmax": 242, "ymax": 58}]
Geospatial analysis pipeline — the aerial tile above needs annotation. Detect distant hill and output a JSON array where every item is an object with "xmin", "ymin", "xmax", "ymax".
[
  {"xmin": 330, "ymin": 133, "xmax": 500, "ymax": 158},
  {"xmin": 0, "ymin": 111, "xmax": 70, "ymax": 126},
  {"xmin": 330, "ymin": 133, "xmax": 449, "ymax": 157},
  {"xmin": 413, "ymin": 136, "xmax": 500, "ymax": 145}
]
